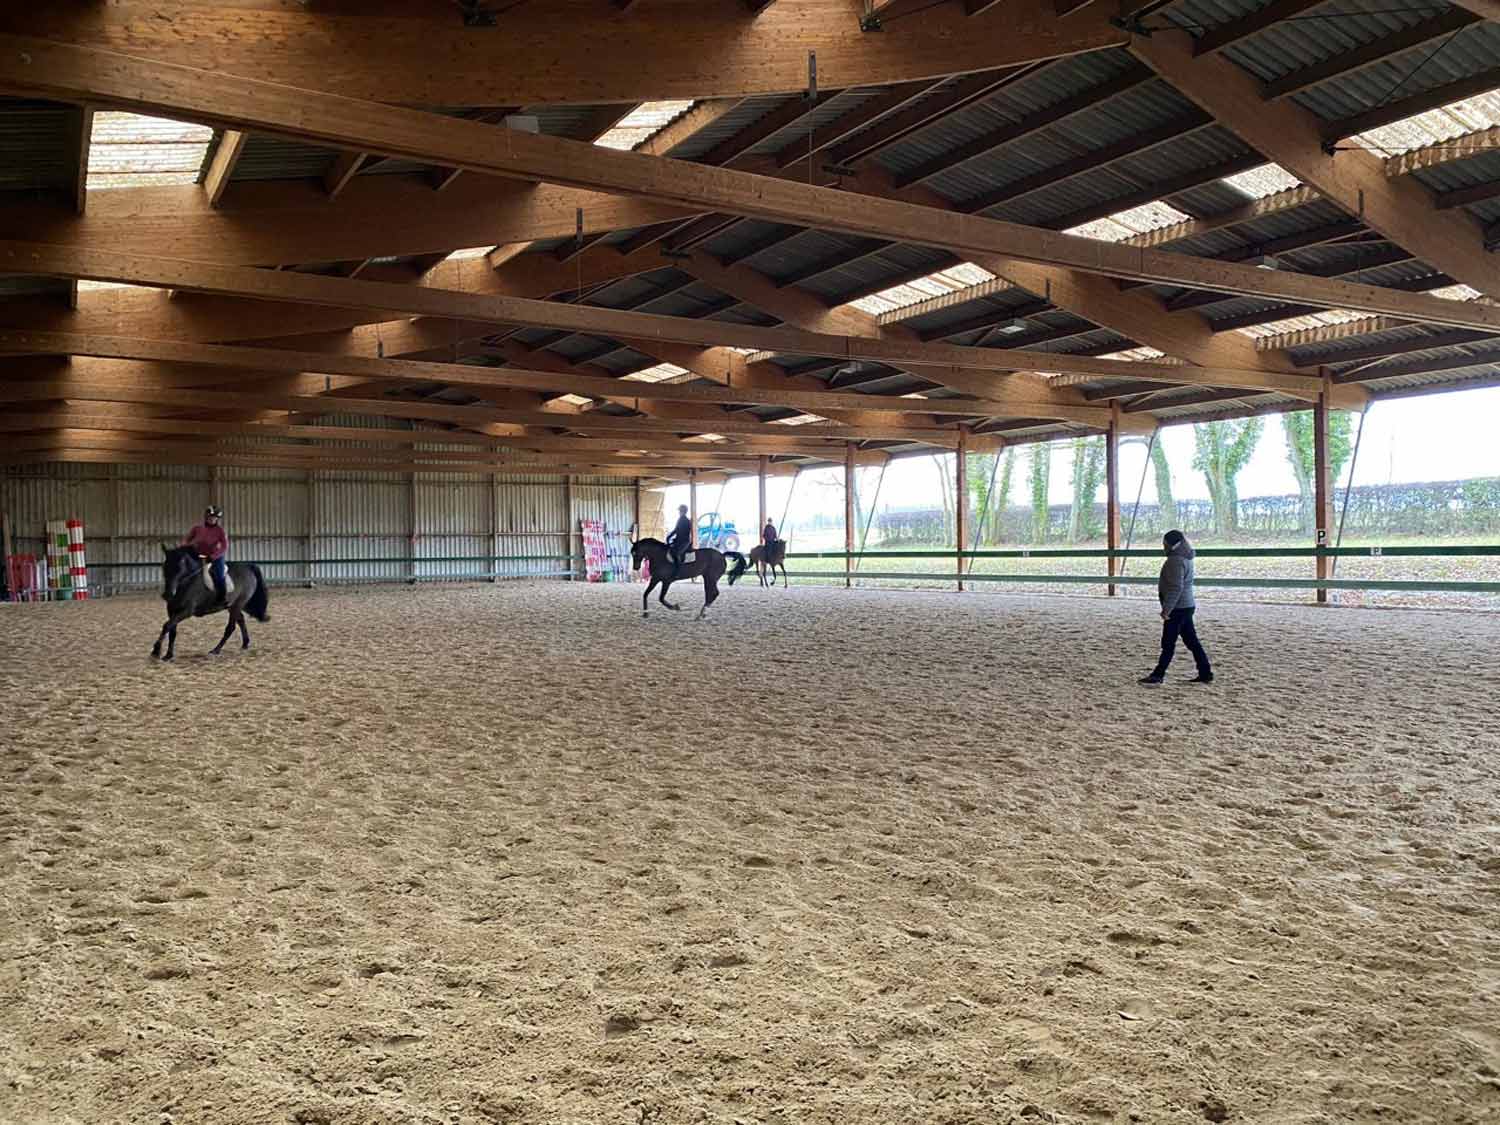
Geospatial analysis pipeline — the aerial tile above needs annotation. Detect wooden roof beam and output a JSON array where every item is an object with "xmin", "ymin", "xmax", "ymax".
[
  {"xmin": 0, "ymin": 1, "xmax": 1124, "ymax": 106},
  {"xmin": 0, "ymin": 241, "xmax": 1337, "ymax": 392}
]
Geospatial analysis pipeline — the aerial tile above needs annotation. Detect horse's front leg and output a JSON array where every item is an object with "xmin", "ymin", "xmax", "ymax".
[
  {"xmin": 150, "ymin": 619, "xmax": 171, "ymax": 659},
  {"xmin": 641, "ymin": 577, "xmax": 659, "ymax": 617},
  {"xmin": 163, "ymin": 619, "xmax": 181, "ymax": 662},
  {"xmin": 659, "ymin": 580, "xmax": 679, "ymax": 610}
]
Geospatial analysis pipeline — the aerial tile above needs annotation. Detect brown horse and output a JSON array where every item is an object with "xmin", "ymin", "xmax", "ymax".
[
  {"xmin": 630, "ymin": 538, "xmax": 747, "ymax": 619},
  {"xmin": 734, "ymin": 539, "xmax": 788, "ymax": 588}
]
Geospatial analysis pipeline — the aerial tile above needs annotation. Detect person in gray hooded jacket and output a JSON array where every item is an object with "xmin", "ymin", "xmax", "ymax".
[{"xmin": 1140, "ymin": 529, "xmax": 1213, "ymax": 685}]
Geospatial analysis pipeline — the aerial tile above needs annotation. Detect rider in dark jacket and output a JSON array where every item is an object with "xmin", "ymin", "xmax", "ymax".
[{"xmin": 665, "ymin": 505, "xmax": 693, "ymax": 571}]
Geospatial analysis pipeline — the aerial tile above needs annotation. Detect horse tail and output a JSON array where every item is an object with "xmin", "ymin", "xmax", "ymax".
[
  {"xmin": 245, "ymin": 565, "xmax": 271, "ymax": 622},
  {"xmin": 723, "ymin": 551, "xmax": 748, "ymax": 586}
]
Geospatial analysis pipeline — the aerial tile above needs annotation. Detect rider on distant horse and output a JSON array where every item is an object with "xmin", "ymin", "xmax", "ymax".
[
  {"xmin": 762, "ymin": 518, "xmax": 778, "ymax": 555},
  {"xmin": 665, "ymin": 504, "xmax": 693, "ymax": 574},
  {"xmin": 182, "ymin": 505, "xmax": 229, "ymax": 605}
]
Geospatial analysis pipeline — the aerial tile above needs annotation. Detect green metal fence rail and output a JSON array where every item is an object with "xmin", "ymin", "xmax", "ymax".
[
  {"xmin": 778, "ymin": 544, "xmax": 1500, "ymax": 596},
  {"xmin": 786, "ymin": 545, "xmax": 1500, "ymax": 559}
]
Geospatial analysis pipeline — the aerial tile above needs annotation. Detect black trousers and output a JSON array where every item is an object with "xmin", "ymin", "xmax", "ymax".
[{"xmin": 1154, "ymin": 607, "xmax": 1211, "ymax": 677}]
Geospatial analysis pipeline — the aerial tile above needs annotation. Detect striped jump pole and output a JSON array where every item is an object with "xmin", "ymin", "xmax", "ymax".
[
  {"xmin": 45, "ymin": 520, "xmax": 71, "ymax": 601},
  {"xmin": 66, "ymin": 519, "xmax": 88, "ymax": 599}
]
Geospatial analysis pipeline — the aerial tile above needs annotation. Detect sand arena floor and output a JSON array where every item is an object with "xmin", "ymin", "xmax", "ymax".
[{"xmin": 1, "ymin": 582, "xmax": 1498, "ymax": 1125}]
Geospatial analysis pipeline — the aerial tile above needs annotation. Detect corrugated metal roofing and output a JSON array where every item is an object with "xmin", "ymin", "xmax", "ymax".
[
  {"xmin": 227, "ymin": 132, "xmax": 338, "ymax": 182},
  {"xmin": 662, "ymin": 95, "xmax": 790, "ymax": 160},
  {"xmin": 876, "ymin": 50, "xmax": 1143, "ymax": 179},
  {"xmin": 1287, "ymin": 22, "xmax": 1500, "ymax": 126},
  {"xmin": 0, "ymin": 99, "xmax": 76, "ymax": 193},
  {"xmin": 1218, "ymin": 2, "xmax": 1450, "ymax": 85},
  {"xmin": 981, "ymin": 127, "xmax": 1256, "ymax": 227},
  {"xmin": 741, "ymin": 88, "xmax": 881, "ymax": 157}
]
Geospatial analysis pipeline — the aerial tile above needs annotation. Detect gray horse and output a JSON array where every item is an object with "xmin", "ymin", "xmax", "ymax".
[
  {"xmin": 151, "ymin": 545, "xmax": 270, "ymax": 661},
  {"xmin": 630, "ymin": 538, "xmax": 747, "ymax": 619}
]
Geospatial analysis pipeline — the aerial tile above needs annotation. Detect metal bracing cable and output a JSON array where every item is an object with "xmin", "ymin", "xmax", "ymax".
[
  {"xmin": 964, "ymin": 446, "xmax": 1004, "ymax": 575},
  {"xmin": 1118, "ymin": 429, "xmax": 1158, "ymax": 579},
  {"xmin": 1330, "ymin": 404, "xmax": 1371, "ymax": 586},
  {"xmin": 853, "ymin": 461, "xmax": 888, "ymax": 578}
]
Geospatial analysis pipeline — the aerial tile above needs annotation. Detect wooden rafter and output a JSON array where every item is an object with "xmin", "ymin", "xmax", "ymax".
[
  {"xmin": 0, "ymin": 330, "xmax": 1110, "ymax": 422},
  {"xmin": 202, "ymin": 130, "xmax": 247, "ymax": 207},
  {"xmin": 0, "ymin": 249, "xmax": 1323, "ymax": 393}
]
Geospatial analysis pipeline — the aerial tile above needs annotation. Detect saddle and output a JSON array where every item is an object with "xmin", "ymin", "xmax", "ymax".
[{"xmin": 201, "ymin": 565, "xmax": 235, "ymax": 597}]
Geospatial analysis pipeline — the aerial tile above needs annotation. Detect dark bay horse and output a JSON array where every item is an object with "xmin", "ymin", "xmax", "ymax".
[
  {"xmin": 152, "ymin": 545, "xmax": 270, "ymax": 661},
  {"xmin": 630, "ymin": 538, "xmax": 747, "ymax": 619},
  {"xmin": 734, "ymin": 539, "xmax": 788, "ymax": 588}
]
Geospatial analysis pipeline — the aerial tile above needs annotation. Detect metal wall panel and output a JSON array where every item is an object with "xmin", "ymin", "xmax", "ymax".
[
  {"xmin": 220, "ymin": 467, "xmax": 311, "ymax": 582},
  {"xmin": 416, "ymin": 476, "xmax": 491, "ymax": 580},
  {"xmin": 496, "ymin": 474, "xmax": 571, "ymax": 578},
  {"xmin": 4, "ymin": 459, "xmax": 640, "ymax": 593}
]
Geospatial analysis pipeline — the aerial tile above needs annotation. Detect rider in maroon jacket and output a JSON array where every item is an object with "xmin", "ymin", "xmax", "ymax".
[{"xmin": 182, "ymin": 506, "xmax": 229, "ymax": 603}]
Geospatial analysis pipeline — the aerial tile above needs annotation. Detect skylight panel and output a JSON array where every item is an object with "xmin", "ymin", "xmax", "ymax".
[
  {"xmin": 1097, "ymin": 346, "xmax": 1167, "ymax": 362},
  {"xmin": 1063, "ymin": 200, "xmax": 1193, "ymax": 243},
  {"xmin": 847, "ymin": 261, "xmax": 997, "ymax": 316},
  {"xmin": 445, "ymin": 246, "xmax": 494, "ymax": 262},
  {"xmin": 1427, "ymin": 283, "xmax": 1483, "ymax": 302},
  {"xmin": 622, "ymin": 362, "xmax": 690, "ymax": 383},
  {"xmin": 595, "ymin": 101, "xmax": 696, "ymax": 151},
  {"xmin": 772, "ymin": 413, "xmax": 827, "ymax": 426},
  {"xmin": 553, "ymin": 393, "xmax": 594, "ymax": 406},
  {"xmin": 86, "ymin": 112, "xmax": 212, "ymax": 190},
  {"xmin": 1219, "ymin": 163, "xmax": 1301, "ymax": 200},
  {"xmin": 1236, "ymin": 308, "xmax": 1367, "ymax": 340},
  {"xmin": 1351, "ymin": 88, "xmax": 1500, "ymax": 158}
]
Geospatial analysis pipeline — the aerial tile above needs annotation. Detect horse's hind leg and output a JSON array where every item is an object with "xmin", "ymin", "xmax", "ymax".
[
  {"xmin": 699, "ymin": 575, "xmax": 719, "ymax": 619},
  {"xmin": 238, "ymin": 608, "xmax": 251, "ymax": 649},
  {"xmin": 210, "ymin": 612, "xmax": 236, "ymax": 655}
]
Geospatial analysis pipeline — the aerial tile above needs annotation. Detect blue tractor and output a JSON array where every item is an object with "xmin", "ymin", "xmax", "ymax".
[{"xmin": 695, "ymin": 512, "xmax": 741, "ymax": 553}]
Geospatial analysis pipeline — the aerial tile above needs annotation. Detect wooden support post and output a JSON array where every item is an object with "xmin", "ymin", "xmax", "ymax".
[
  {"xmin": 758, "ymin": 455, "xmax": 769, "ymax": 535},
  {"xmin": 689, "ymin": 469, "xmax": 698, "ymax": 547},
  {"xmin": 305, "ymin": 469, "xmax": 316, "ymax": 587},
  {"xmin": 1106, "ymin": 403, "xmax": 1122, "ymax": 597},
  {"xmin": 565, "ymin": 472, "xmax": 576, "ymax": 580},
  {"xmin": 488, "ymin": 470, "xmax": 498, "ymax": 582},
  {"xmin": 955, "ymin": 427, "xmax": 968, "ymax": 592},
  {"xmin": 409, "ymin": 471, "xmax": 419, "ymax": 584},
  {"xmin": 1314, "ymin": 369, "xmax": 1333, "ymax": 604},
  {"xmin": 633, "ymin": 479, "xmax": 642, "ymax": 541},
  {"xmin": 844, "ymin": 443, "xmax": 856, "ymax": 588}
]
